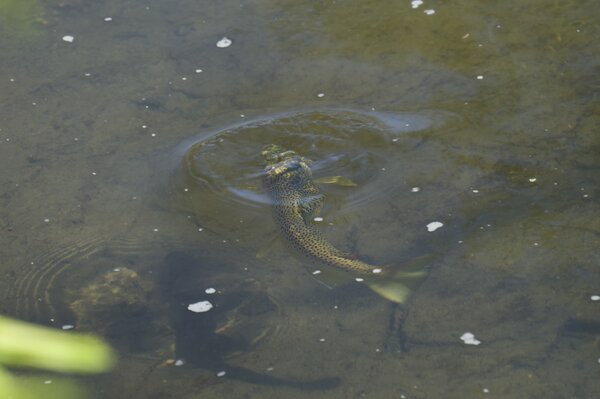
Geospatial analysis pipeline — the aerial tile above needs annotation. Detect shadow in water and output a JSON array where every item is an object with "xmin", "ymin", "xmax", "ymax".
[{"xmin": 155, "ymin": 250, "xmax": 341, "ymax": 390}]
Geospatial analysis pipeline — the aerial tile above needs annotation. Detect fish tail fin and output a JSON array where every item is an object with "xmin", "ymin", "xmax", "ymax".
[{"xmin": 366, "ymin": 254, "xmax": 435, "ymax": 303}]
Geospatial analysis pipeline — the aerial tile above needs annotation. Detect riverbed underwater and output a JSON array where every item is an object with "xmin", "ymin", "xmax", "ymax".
[{"xmin": 1, "ymin": 0, "xmax": 599, "ymax": 398}]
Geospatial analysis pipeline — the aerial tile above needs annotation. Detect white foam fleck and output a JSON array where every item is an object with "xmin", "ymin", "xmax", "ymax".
[
  {"xmin": 44, "ymin": 380, "xmax": 53, "ymax": 384},
  {"xmin": 195, "ymin": 68, "xmax": 203, "ymax": 73},
  {"xmin": 61, "ymin": 324, "xmax": 74, "ymax": 330},
  {"xmin": 319, "ymin": 338, "xmax": 326, "ymax": 342},
  {"xmin": 424, "ymin": 9, "xmax": 435, "ymax": 15},
  {"xmin": 460, "ymin": 332, "xmax": 481, "ymax": 345},
  {"xmin": 313, "ymin": 217, "xmax": 324, "ymax": 222},
  {"xmin": 590, "ymin": 295, "xmax": 600, "ymax": 301},
  {"xmin": 472, "ymin": 189, "xmax": 479, "ymax": 193},
  {"xmin": 355, "ymin": 277, "xmax": 364, "ymax": 282},
  {"xmin": 187, "ymin": 301, "xmax": 213, "ymax": 313},
  {"xmin": 426, "ymin": 221, "xmax": 444, "ymax": 232},
  {"xmin": 216, "ymin": 370, "xmax": 226, "ymax": 377},
  {"xmin": 104, "ymin": 17, "xmax": 113, "ymax": 22},
  {"xmin": 312, "ymin": 270, "xmax": 322, "ymax": 275},
  {"xmin": 411, "ymin": 0, "xmax": 423, "ymax": 8},
  {"xmin": 529, "ymin": 177, "xmax": 537, "ymax": 182},
  {"xmin": 411, "ymin": 187, "xmax": 421, "ymax": 192},
  {"xmin": 62, "ymin": 35, "xmax": 75, "ymax": 43},
  {"xmin": 483, "ymin": 388, "xmax": 489, "ymax": 393},
  {"xmin": 174, "ymin": 359, "xmax": 185, "ymax": 366},
  {"xmin": 372, "ymin": 268, "xmax": 382, "ymax": 274},
  {"xmin": 476, "ymin": 75, "xmax": 484, "ymax": 80},
  {"xmin": 205, "ymin": 288, "xmax": 216, "ymax": 294},
  {"xmin": 216, "ymin": 37, "xmax": 232, "ymax": 48},
  {"xmin": 317, "ymin": 93, "xmax": 325, "ymax": 98},
  {"xmin": 43, "ymin": 218, "xmax": 50, "ymax": 223},
  {"xmin": 113, "ymin": 268, "xmax": 121, "ymax": 272},
  {"xmin": 153, "ymin": 228, "xmax": 159, "ymax": 232}
]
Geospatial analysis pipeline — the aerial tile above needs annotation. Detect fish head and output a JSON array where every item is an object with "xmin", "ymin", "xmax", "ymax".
[{"xmin": 261, "ymin": 144, "xmax": 298, "ymax": 164}]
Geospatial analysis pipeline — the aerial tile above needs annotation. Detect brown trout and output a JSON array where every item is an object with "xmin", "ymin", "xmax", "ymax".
[{"xmin": 261, "ymin": 144, "xmax": 386, "ymax": 276}]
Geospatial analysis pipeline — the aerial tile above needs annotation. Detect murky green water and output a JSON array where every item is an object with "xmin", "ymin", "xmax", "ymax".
[{"xmin": 1, "ymin": 0, "xmax": 599, "ymax": 398}]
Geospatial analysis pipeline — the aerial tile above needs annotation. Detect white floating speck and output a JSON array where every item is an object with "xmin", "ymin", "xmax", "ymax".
[
  {"xmin": 188, "ymin": 301, "xmax": 213, "ymax": 313},
  {"xmin": 216, "ymin": 37, "xmax": 232, "ymax": 48},
  {"xmin": 372, "ymin": 268, "xmax": 382, "ymax": 274},
  {"xmin": 317, "ymin": 93, "xmax": 325, "ymax": 98},
  {"xmin": 61, "ymin": 324, "xmax": 74, "ymax": 330},
  {"xmin": 312, "ymin": 270, "xmax": 321, "ymax": 275},
  {"xmin": 181, "ymin": 77, "xmax": 187, "ymax": 81},
  {"xmin": 216, "ymin": 370, "xmax": 226, "ymax": 377},
  {"xmin": 319, "ymin": 338, "xmax": 326, "ymax": 342},
  {"xmin": 590, "ymin": 295, "xmax": 600, "ymax": 301},
  {"xmin": 483, "ymin": 388, "xmax": 489, "ymax": 393},
  {"xmin": 205, "ymin": 288, "xmax": 216, "ymax": 294},
  {"xmin": 355, "ymin": 277, "xmax": 364, "ymax": 282},
  {"xmin": 411, "ymin": 0, "xmax": 423, "ymax": 8},
  {"xmin": 91, "ymin": 171, "xmax": 97, "ymax": 176},
  {"xmin": 153, "ymin": 228, "xmax": 159, "ymax": 232},
  {"xmin": 195, "ymin": 68, "xmax": 203, "ymax": 73},
  {"xmin": 266, "ymin": 366, "xmax": 274, "ymax": 371},
  {"xmin": 314, "ymin": 217, "xmax": 324, "ymax": 222},
  {"xmin": 476, "ymin": 75, "xmax": 484, "ymax": 80},
  {"xmin": 62, "ymin": 35, "xmax": 75, "ymax": 43},
  {"xmin": 198, "ymin": 228, "xmax": 204, "ymax": 232},
  {"xmin": 460, "ymin": 332, "xmax": 481, "ymax": 346},
  {"xmin": 426, "ymin": 221, "xmax": 444, "ymax": 232},
  {"xmin": 43, "ymin": 218, "xmax": 50, "ymax": 223},
  {"xmin": 424, "ymin": 9, "xmax": 435, "ymax": 15},
  {"xmin": 104, "ymin": 17, "xmax": 113, "ymax": 22},
  {"xmin": 472, "ymin": 189, "xmax": 479, "ymax": 193},
  {"xmin": 113, "ymin": 268, "xmax": 121, "ymax": 272},
  {"xmin": 529, "ymin": 177, "xmax": 537, "ymax": 182},
  {"xmin": 174, "ymin": 359, "xmax": 185, "ymax": 366},
  {"xmin": 392, "ymin": 138, "xmax": 399, "ymax": 142},
  {"xmin": 44, "ymin": 380, "xmax": 53, "ymax": 384},
  {"xmin": 411, "ymin": 187, "xmax": 421, "ymax": 192}
]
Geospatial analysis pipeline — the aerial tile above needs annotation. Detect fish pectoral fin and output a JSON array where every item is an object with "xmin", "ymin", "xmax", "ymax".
[
  {"xmin": 314, "ymin": 176, "xmax": 358, "ymax": 187},
  {"xmin": 256, "ymin": 235, "xmax": 283, "ymax": 259}
]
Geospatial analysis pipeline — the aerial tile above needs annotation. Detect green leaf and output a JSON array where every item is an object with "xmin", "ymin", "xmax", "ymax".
[{"xmin": 0, "ymin": 316, "xmax": 115, "ymax": 374}]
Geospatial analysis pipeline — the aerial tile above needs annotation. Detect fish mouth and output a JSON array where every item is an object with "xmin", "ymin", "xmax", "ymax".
[{"xmin": 261, "ymin": 144, "xmax": 297, "ymax": 164}]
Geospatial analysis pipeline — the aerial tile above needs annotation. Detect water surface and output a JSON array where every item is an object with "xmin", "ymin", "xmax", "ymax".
[{"xmin": 1, "ymin": 0, "xmax": 599, "ymax": 398}]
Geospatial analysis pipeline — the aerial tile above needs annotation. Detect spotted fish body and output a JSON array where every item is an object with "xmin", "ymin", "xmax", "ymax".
[{"xmin": 262, "ymin": 145, "xmax": 385, "ymax": 276}]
